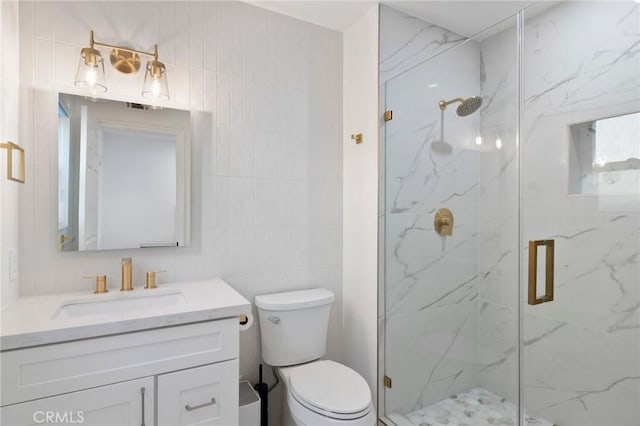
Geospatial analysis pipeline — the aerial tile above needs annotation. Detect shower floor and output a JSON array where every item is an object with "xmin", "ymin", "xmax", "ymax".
[{"xmin": 388, "ymin": 387, "xmax": 553, "ymax": 426}]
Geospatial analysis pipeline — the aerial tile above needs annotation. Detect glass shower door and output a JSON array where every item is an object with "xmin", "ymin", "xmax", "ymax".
[
  {"xmin": 520, "ymin": 2, "xmax": 640, "ymax": 425},
  {"xmin": 381, "ymin": 15, "xmax": 521, "ymax": 425}
]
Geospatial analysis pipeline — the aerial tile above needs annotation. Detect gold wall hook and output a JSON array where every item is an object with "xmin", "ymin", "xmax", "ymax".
[
  {"xmin": 351, "ymin": 133, "xmax": 363, "ymax": 144},
  {"xmin": 434, "ymin": 208, "xmax": 454, "ymax": 236},
  {"xmin": 0, "ymin": 142, "xmax": 25, "ymax": 183},
  {"xmin": 58, "ymin": 234, "xmax": 75, "ymax": 251}
]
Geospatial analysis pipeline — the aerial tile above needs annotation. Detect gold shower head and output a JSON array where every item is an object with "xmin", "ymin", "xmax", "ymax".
[{"xmin": 438, "ymin": 96, "xmax": 483, "ymax": 117}]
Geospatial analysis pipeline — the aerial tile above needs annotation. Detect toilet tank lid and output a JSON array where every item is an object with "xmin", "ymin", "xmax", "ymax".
[{"xmin": 255, "ymin": 289, "xmax": 334, "ymax": 311}]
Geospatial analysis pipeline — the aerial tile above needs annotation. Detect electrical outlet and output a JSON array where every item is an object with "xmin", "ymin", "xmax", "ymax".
[{"xmin": 8, "ymin": 249, "xmax": 18, "ymax": 282}]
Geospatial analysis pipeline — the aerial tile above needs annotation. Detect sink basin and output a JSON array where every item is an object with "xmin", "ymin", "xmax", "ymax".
[{"xmin": 53, "ymin": 290, "xmax": 187, "ymax": 320}]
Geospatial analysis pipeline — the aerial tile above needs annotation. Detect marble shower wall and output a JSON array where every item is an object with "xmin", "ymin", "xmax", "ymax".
[
  {"xmin": 519, "ymin": 2, "xmax": 639, "ymax": 425},
  {"xmin": 381, "ymin": 5, "xmax": 640, "ymax": 425},
  {"xmin": 380, "ymin": 5, "xmax": 485, "ymax": 414}
]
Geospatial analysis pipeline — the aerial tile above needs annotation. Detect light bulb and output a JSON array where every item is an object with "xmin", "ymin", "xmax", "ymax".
[
  {"xmin": 86, "ymin": 68, "xmax": 97, "ymax": 86},
  {"xmin": 496, "ymin": 137, "xmax": 502, "ymax": 149},
  {"xmin": 151, "ymin": 80, "xmax": 161, "ymax": 98},
  {"xmin": 475, "ymin": 136, "xmax": 483, "ymax": 145}
]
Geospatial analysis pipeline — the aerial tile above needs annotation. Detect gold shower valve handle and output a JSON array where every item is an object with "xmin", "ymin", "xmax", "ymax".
[
  {"xmin": 434, "ymin": 208, "xmax": 454, "ymax": 236},
  {"xmin": 145, "ymin": 270, "xmax": 166, "ymax": 289},
  {"xmin": 83, "ymin": 275, "xmax": 108, "ymax": 294}
]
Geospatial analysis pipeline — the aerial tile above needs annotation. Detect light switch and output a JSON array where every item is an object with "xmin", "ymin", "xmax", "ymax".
[{"xmin": 8, "ymin": 249, "xmax": 18, "ymax": 282}]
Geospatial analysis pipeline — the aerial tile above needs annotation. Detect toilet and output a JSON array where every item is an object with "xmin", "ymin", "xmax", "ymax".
[{"xmin": 255, "ymin": 289, "xmax": 376, "ymax": 426}]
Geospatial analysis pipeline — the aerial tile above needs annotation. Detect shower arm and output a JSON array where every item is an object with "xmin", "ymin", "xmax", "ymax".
[{"xmin": 438, "ymin": 98, "xmax": 465, "ymax": 111}]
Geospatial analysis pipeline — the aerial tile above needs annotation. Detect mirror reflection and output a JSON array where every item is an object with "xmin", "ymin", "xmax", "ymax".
[{"xmin": 57, "ymin": 93, "xmax": 191, "ymax": 251}]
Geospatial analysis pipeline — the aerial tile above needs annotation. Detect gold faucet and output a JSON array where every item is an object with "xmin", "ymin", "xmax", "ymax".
[
  {"xmin": 83, "ymin": 275, "xmax": 108, "ymax": 294},
  {"xmin": 145, "ymin": 270, "xmax": 166, "ymax": 289},
  {"xmin": 121, "ymin": 258, "xmax": 133, "ymax": 291}
]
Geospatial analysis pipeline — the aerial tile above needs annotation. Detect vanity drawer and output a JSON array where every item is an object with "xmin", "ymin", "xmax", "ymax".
[
  {"xmin": 1, "ymin": 319, "xmax": 238, "ymax": 406},
  {"xmin": 157, "ymin": 359, "xmax": 239, "ymax": 426}
]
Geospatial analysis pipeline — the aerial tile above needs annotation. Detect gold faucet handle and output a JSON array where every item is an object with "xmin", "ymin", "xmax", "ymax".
[
  {"xmin": 145, "ymin": 270, "xmax": 166, "ymax": 289},
  {"xmin": 83, "ymin": 275, "xmax": 108, "ymax": 294}
]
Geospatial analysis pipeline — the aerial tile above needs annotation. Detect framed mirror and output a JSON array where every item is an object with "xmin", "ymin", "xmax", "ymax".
[{"xmin": 57, "ymin": 93, "xmax": 191, "ymax": 251}]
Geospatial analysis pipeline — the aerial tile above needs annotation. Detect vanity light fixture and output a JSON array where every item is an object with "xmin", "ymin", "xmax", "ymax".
[{"xmin": 75, "ymin": 30, "xmax": 170, "ymax": 101}]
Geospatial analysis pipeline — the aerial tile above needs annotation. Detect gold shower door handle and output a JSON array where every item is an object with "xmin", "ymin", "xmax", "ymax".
[{"xmin": 528, "ymin": 240, "xmax": 554, "ymax": 305}]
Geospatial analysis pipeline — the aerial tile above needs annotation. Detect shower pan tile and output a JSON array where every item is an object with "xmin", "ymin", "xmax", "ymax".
[{"xmin": 402, "ymin": 387, "xmax": 553, "ymax": 426}]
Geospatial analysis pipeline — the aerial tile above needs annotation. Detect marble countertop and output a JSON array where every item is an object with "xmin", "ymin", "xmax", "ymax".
[{"xmin": 0, "ymin": 278, "xmax": 251, "ymax": 351}]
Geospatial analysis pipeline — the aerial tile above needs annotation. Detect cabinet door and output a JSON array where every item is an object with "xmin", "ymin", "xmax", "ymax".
[
  {"xmin": 0, "ymin": 377, "xmax": 153, "ymax": 426},
  {"xmin": 157, "ymin": 359, "xmax": 239, "ymax": 426}
]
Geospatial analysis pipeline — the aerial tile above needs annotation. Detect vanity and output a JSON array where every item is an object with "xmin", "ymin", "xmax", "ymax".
[{"xmin": 0, "ymin": 279, "xmax": 250, "ymax": 425}]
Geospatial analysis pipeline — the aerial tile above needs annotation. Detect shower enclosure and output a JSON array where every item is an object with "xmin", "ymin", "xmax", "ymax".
[{"xmin": 379, "ymin": 2, "xmax": 639, "ymax": 425}]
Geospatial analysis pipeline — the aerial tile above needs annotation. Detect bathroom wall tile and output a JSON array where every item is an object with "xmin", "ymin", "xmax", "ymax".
[
  {"xmin": 215, "ymin": 125, "xmax": 230, "ymax": 176},
  {"xmin": 174, "ymin": 66, "xmax": 190, "ymax": 107},
  {"xmin": 173, "ymin": 3, "xmax": 190, "ymax": 68},
  {"xmin": 476, "ymin": 300, "xmax": 518, "ymax": 403},
  {"xmin": 34, "ymin": 38, "xmax": 54, "ymax": 88},
  {"xmin": 125, "ymin": 2, "xmax": 148, "ymax": 52},
  {"xmin": 229, "ymin": 127, "xmax": 255, "ymax": 177},
  {"xmin": 200, "ymin": 111, "xmax": 217, "ymax": 176},
  {"xmin": 203, "ymin": 2, "xmax": 217, "ymax": 72},
  {"xmin": 216, "ymin": 72, "xmax": 230, "ymax": 126},
  {"xmin": 18, "ymin": 0, "xmax": 33, "ymax": 37},
  {"xmin": 379, "ymin": 6, "xmax": 467, "ymax": 84},
  {"xmin": 189, "ymin": 68, "xmax": 204, "ymax": 110},
  {"xmin": 203, "ymin": 70, "xmax": 217, "ymax": 115},
  {"xmin": 188, "ymin": 2, "xmax": 203, "ymax": 71},
  {"xmin": 18, "ymin": 1, "xmax": 343, "ymax": 388},
  {"xmin": 158, "ymin": 2, "xmax": 177, "ymax": 66},
  {"xmin": 33, "ymin": 1, "xmax": 55, "ymax": 40},
  {"xmin": 54, "ymin": 43, "xmax": 75, "ymax": 90},
  {"xmin": 385, "ymin": 302, "xmax": 479, "ymax": 415},
  {"xmin": 523, "ymin": 313, "xmax": 639, "ymax": 425},
  {"xmin": 229, "ymin": 63, "xmax": 243, "ymax": 128},
  {"xmin": 200, "ymin": 175, "xmax": 217, "ymax": 228},
  {"xmin": 380, "ymin": 7, "xmax": 483, "ymax": 413},
  {"xmin": 473, "ymin": 2, "xmax": 639, "ymax": 422},
  {"xmin": 53, "ymin": 3, "xmax": 76, "ymax": 46}
]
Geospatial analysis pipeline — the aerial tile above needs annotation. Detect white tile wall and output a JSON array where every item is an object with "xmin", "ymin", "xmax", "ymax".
[
  {"xmin": 17, "ymin": 4, "xmax": 343, "ymax": 422},
  {"xmin": 1, "ymin": 1, "xmax": 21, "ymax": 309}
]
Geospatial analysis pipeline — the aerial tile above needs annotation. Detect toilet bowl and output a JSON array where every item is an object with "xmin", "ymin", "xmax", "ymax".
[
  {"xmin": 278, "ymin": 361, "xmax": 376, "ymax": 426},
  {"xmin": 255, "ymin": 289, "xmax": 375, "ymax": 426}
]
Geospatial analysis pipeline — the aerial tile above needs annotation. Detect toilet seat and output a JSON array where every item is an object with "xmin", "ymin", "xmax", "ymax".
[{"xmin": 288, "ymin": 360, "xmax": 372, "ymax": 420}]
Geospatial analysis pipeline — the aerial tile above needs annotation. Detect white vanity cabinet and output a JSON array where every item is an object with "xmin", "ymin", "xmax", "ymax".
[
  {"xmin": 0, "ymin": 318, "xmax": 240, "ymax": 426},
  {"xmin": 0, "ymin": 377, "xmax": 154, "ymax": 426},
  {"xmin": 157, "ymin": 360, "xmax": 239, "ymax": 426}
]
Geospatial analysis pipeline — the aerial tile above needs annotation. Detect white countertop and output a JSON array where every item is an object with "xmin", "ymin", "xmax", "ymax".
[{"xmin": 0, "ymin": 279, "xmax": 251, "ymax": 351}]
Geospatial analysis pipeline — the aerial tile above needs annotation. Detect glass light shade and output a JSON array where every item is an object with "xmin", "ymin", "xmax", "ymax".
[
  {"xmin": 142, "ymin": 60, "xmax": 169, "ymax": 101},
  {"xmin": 74, "ymin": 47, "xmax": 107, "ymax": 93}
]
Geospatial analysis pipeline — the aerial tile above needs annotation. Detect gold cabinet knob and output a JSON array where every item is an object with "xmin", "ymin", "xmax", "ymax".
[
  {"xmin": 83, "ymin": 275, "xmax": 108, "ymax": 294},
  {"xmin": 145, "ymin": 270, "xmax": 167, "ymax": 289}
]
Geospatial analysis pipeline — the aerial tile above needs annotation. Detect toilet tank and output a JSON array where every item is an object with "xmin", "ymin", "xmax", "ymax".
[{"xmin": 255, "ymin": 289, "xmax": 335, "ymax": 366}]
